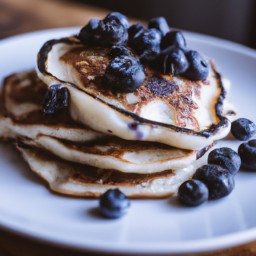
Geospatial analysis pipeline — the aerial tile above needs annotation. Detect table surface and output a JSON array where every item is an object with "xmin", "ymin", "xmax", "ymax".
[{"xmin": 0, "ymin": 0, "xmax": 256, "ymax": 255}]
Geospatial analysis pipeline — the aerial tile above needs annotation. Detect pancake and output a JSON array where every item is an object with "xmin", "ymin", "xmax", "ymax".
[
  {"xmin": 17, "ymin": 144, "xmax": 208, "ymax": 198},
  {"xmin": 26, "ymin": 135, "xmax": 211, "ymax": 174},
  {"xmin": 0, "ymin": 71, "xmax": 105, "ymax": 142},
  {"xmin": 37, "ymin": 36, "xmax": 231, "ymax": 150},
  {"xmin": 0, "ymin": 70, "xmax": 211, "ymax": 174}
]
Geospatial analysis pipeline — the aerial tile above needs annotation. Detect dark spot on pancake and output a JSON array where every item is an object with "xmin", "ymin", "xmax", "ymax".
[
  {"xmin": 128, "ymin": 122, "xmax": 139, "ymax": 130},
  {"xmin": 196, "ymin": 144, "xmax": 213, "ymax": 159},
  {"xmin": 226, "ymin": 110, "xmax": 236, "ymax": 116},
  {"xmin": 17, "ymin": 141, "xmax": 31, "ymax": 149},
  {"xmin": 200, "ymin": 131, "xmax": 211, "ymax": 138},
  {"xmin": 146, "ymin": 75, "xmax": 178, "ymax": 97},
  {"xmin": 181, "ymin": 95, "xmax": 193, "ymax": 105},
  {"xmin": 107, "ymin": 130, "xmax": 113, "ymax": 133}
]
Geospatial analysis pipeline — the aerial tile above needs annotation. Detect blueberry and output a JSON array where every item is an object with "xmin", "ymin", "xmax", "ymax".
[
  {"xmin": 105, "ymin": 55, "xmax": 145, "ymax": 93},
  {"xmin": 139, "ymin": 51, "xmax": 159, "ymax": 64},
  {"xmin": 152, "ymin": 47, "xmax": 189, "ymax": 75},
  {"xmin": 129, "ymin": 28, "xmax": 161, "ymax": 61},
  {"xmin": 79, "ymin": 15, "xmax": 128, "ymax": 47},
  {"xmin": 110, "ymin": 45, "xmax": 131, "ymax": 58},
  {"xmin": 148, "ymin": 16, "xmax": 169, "ymax": 36},
  {"xmin": 99, "ymin": 189, "xmax": 130, "ymax": 218},
  {"xmin": 208, "ymin": 147, "xmax": 241, "ymax": 175},
  {"xmin": 183, "ymin": 50, "xmax": 209, "ymax": 81},
  {"xmin": 42, "ymin": 84, "xmax": 69, "ymax": 114},
  {"xmin": 128, "ymin": 23, "xmax": 145, "ymax": 39},
  {"xmin": 161, "ymin": 31, "xmax": 187, "ymax": 49},
  {"xmin": 231, "ymin": 118, "xmax": 256, "ymax": 141},
  {"xmin": 178, "ymin": 179, "xmax": 209, "ymax": 206},
  {"xmin": 238, "ymin": 140, "xmax": 256, "ymax": 170},
  {"xmin": 78, "ymin": 18, "xmax": 100, "ymax": 44},
  {"xmin": 193, "ymin": 164, "xmax": 235, "ymax": 200},
  {"xmin": 106, "ymin": 12, "xmax": 129, "ymax": 29}
]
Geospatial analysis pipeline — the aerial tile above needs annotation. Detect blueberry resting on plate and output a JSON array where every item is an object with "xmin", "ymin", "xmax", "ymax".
[
  {"xmin": 238, "ymin": 140, "xmax": 256, "ymax": 170},
  {"xmin": 178, "ymin": 179, "xmax": 209, "ymax": 206},
  {"xmin": 129, "ymin": 28, "xmax": 161, "ymax": 62},
  {"xmin": 152, "ymin": 47, "xmax": 189, "ymax": 75},
  {"xmin": 110, "ymin": 45, "xmax": 131, "ymax": 58},
  {"xmin": 42, "ymin": 84, "xmax": 69, "ymax": 114},
  {"xmin": 183, "ymin": 50, "xmax": 209, "ymax": 81},
  {"xmin": 208, "ymin": 147, "xmax": 241, "ymax": 175},
  {"xmin": 99, "ymin": 189, "xmax": 130, "ymax": 218},
  {"xmin": 105, "ymin": 55, "xmax": 145, "ymax": 93},
  {"xmin": 161, "ymin": 31, "xmax": 187, "ymax": 49},
  {"xmin": 193, "ymin": 164, "xmax": 235, "ymax": 200},
  {"xmin": 128, "ymin": 23, "xmax": 145, "ymax": 38},
  {"xmin": 79, "ymin": 15, "xmax": 128, "ymax": 47},
  {"xmin": 78, "ymin": 18, "xmax": 100, "ymax": 44},
  {"xmin": 106, "ymin": 12, "xmax": 129, "ymax": 29},
  {"xmin": 231, "ymin": 118, "xmax": 256, "ymax": 141},
  {"xmin": 148, "ymin": 16, "xmax": 170, "ymax": 36}
]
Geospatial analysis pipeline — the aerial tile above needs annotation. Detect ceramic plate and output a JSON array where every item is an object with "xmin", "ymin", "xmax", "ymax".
[{"xmin": 0, "ymin": 28, "xmax": 256, "ymax": 255}]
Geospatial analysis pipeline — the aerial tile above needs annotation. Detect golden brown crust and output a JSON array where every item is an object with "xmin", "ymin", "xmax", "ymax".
[
  {"xmin": 28, "ymin": 145, "xmax": 175, "ymax": 185},
  {"xmin": 60, "ymin": 136, "xmax": 191, "ymax": 160},
  {"xmin": 17, "ymin": 144, "xmax": 177, "ymax": 198},
  {"xmin": 60, "ymin": 45, "xmax": 209, "ymax": 131},
  {"xmin": 51, "ymin": 188, "xmax": 174, "ymax": 199}
]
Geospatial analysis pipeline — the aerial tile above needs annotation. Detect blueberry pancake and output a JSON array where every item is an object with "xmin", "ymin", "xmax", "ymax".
[
  {"xmin": 37, "ymin": 36, "xmax": 230, "ymax": 150},
  {"xmin": 0, "ymin": 12, "xmax": 236, "ymax": 199},
  {"xmin": 0, "ymin": 70, "xmax": 211, "ymax": 174},
  {"xmin": 16, "ymin": 144, "xmax": 208, "ymax": 198}
]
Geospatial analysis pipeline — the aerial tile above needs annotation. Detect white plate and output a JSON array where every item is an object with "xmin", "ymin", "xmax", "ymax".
[{"xmin": 0, "ymin": 28, "xmax": 256, "ymax": 255}]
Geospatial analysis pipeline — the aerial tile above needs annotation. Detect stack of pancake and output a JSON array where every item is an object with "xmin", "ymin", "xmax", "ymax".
[{"xmin": 0, "ymin": 36, "xmax": 233, "ymax": 198}]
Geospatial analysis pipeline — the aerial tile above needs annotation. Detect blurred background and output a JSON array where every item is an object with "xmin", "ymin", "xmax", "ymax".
[{"xmin": 0, "ymin": 0, "xmax": 255, "ymax": 49}]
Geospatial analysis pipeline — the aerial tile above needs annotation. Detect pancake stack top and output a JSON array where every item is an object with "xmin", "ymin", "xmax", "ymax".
[{"xmin": 0, "ymin": 13, "xmax": 232, "ymax": 198}]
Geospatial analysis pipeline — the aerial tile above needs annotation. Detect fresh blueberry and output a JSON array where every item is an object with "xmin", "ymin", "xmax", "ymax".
[
  {"xmin": 42, "ymin": 84, "xmax": 69, "ymax": 114},
  {"xmin": 105, "ymin": 55, "xmax": 145, "ymax": 93},
  {"xmin": 238, "ymin": 140, "xmax": 256, "ymax": 170},
  {"xmin": 193, "ymin": 164, "xmax": 235, "ymax": 200},
  {"xmin": 183, "ymin": 50, "xmax": 209, "ymax": 81},
  {"xmin": 231, "ymin": 118, "xmax": 256, "ymax": 141},
  {"xmin": 208, "ymin": 147, "xmax": 241, "ymax": 175},
  {"xmin": 129, "ymin": 28, "xmax": 161, "ymax": 61},
  {"xmin": 140, "ymin": 51, "xmax": 160, "ymax": 64},
  {"xmin": 148, "ymin": 16, "xmax": 170, "ymax": 36},
  {"xmin": 161, "ymin": 31, "xmax": 187, "ymax": 49},
  {"xmin": 128, "ymin": 23, "xmax": 145, "ymax": 38},
  {"xmin": 152, "ymin": 47, "xmax": 189, "ymax": 75},
  {"xmin": 110, "ymin": 45, "xmax": 131, "ymax": 58},
  {"xmin": 79, "ymin": 15, "xmax": 128, "ymax": 47},
  {"xmin": 178, "ymin": 179, "xmax": 209, "ymax": 206},
  {"xmin": 106, "ymin": 12, "xmax": 129, "ymax": 28},
  {"xmin": 78, "ymin": 18, "xmax": 100, "ymax": 44},
  {"xmin": 99, "ymin": 189, "xmax": 130, "ymax": 218}
]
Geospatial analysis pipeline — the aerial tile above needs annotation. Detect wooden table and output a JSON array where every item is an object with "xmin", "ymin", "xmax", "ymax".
[{"xmin": 0, "ymin": 0, "xmax": 256, "ymax": 255}]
